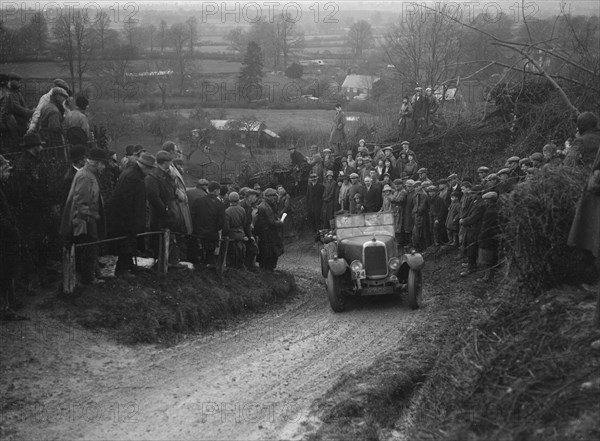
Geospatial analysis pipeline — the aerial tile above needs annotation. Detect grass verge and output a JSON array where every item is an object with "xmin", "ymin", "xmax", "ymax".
[{"xmin": 41, "ymin": 267, "xmax": 296, "ymax": 345}]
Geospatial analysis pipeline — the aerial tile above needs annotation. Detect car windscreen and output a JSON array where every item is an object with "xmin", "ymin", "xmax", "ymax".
[{"xmin": 335, "ymin": 213, "xmax": 395, "ymax": 240}]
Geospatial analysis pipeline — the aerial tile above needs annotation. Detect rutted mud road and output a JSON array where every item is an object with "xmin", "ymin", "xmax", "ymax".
[{"xmin": 1, "ymin": 240, "xmax": 427, "ymax": 441}]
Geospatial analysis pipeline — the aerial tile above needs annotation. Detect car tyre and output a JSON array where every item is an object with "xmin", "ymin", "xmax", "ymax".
[
  {"xmin": 407, "ymin": 269, "xmax": 422, "ymax": 310},
  {"xmin": 326, "ymin": 269, "xmax": 345, "ymax": 312}
]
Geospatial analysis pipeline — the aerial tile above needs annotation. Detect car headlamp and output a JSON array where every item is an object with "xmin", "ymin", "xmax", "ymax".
[
  {"xmin": 388, "ymin": 257, "xmax": 400, "ymax": 270},
  {"xmin": 350, "ymin": 260, "xmax": 363, "ymax": 272}
]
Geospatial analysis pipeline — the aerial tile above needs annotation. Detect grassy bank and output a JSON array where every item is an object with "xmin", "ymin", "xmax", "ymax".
[
  {"xmin": 41, "ymin": 267, "xmax": 296, "ymax": 345},
  {"xmin": 306, "ymin": 249, "xmax": 600, "ymax": 441}
]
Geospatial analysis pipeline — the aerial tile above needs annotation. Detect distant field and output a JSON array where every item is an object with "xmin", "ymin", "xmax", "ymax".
[
  {"xmin": 149, "ymin": 107, "xmax": 375, "ymax": 134},
  {"xmin": 1, "ymin": 59, "xmax": 242, "ymax": 80}
]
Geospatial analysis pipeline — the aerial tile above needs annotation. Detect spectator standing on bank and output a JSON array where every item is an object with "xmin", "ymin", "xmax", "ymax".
[
  {"xmin": 64, "ymin": 94, "xmax": 90, "ymax": 143},
  {"xmin": 322, "ymin": 170, "xmax": 337, "ymax": 228},
  {"xmin": 59, "ymin": 148, "xmax": 110, "ymax": 285},
  {"xmin": 476, "ymin": 191, "xmax": 500, "ymax": 283},
  {"xmin": 255, "ymin": 188, "xmax": 284, "ymax": 271},
  {"xmin": 145, "ymin": 151, "xmax": 180, "ymax": 259},
  {"xmin": 566, "ymin": 112, "xmax": 600, "ymax": 168},
  {"xmin": 107, "ymin": 153, "xmax": 156, "ymax": 278},
  {"xmin": 445, "ymin": 191, "xmax": 461, "ymax": 246},
  {"xmin": 61, "ymin": 144, "xmax": 87, "ymax": 204},
  {"xmin": 1, "ymin": 73, "xmax": 33, "ymax": 150},
  {"xmin": 329, "ymin": 103, "xmax": 346, "ymax": 154},
  {"xmin": 398, "ymin": 96, "xmax": 412, "ymax": 139},
  {"xmin": 459, "ymin": 187, "xmax": 486, "ymax": 277},
  {"xmin": 27, "ymin": 78, "xmax": 71, "ymax": 135},
  {"xmin": 190, "ymin": 181, "xmax": 225, "ymax": 269},
  {"xmin": 39, "ymin": 87, "xmax": 69, "ymax": 147},
  {"xmin": 239, "ymin": 188, "xmax": 259, "ymax": 272},
  {"xmin": 224, "ymin": 191, "xmax": 247, "ymax": 269},
  {"xmin": 411, "ymin": 87, "xmax": 428, "ymax": 136},
  {"xmin": 306, "ymin": 173, "xmax": 324, "ymax": 232}
]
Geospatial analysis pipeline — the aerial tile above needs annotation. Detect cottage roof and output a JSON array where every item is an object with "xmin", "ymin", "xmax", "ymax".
[{"xmin": 341, "ymin": 74, "xmax": 380, "ymax": 90}]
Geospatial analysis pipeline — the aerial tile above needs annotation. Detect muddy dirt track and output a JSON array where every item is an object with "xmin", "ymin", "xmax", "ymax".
[{"xmin": 0, "ymin": 240, "xmax": 428, "ymax": 440}]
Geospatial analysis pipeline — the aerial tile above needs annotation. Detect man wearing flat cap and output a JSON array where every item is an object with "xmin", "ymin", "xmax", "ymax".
[
  {"xmin": 329, "ymin": 103, "xmax": 346, "ymax": 155},
  {"xmin": 1, "ymin": 73, "xmax": 33, "ymax": 147},
  {"xmin": 306, "ymin": 172, "xmax": 324, "ymax": 233},
  {"xmin": 145, "ymin": 151, "xmax": 181, "ymax": 261},
  {"xmin": 64, "ymin": 93, "xmax": 90, "ymax": 143},
  {"xmin": 39, "ymin": 87, "xmax": 69, "ymax": 147},
  {"xmin": 60, "ymin": 148, "xmax": 110, "ymax": 285},
  {"xmin": 255, "ymin": 188, "xmax": 284, "ymax": 271},
  {"xmin": 61, "ymin": 144, "xmax": 87, "ymax": 204},
  {"xmin": 459, "ymin": 184, "xmax": 486, "ymax": 276},
  {"xmin": 28, "ymin": 78, "xmax": 72, "ymax": 135},
  {"xmin": 239, "ymin": 188, "xmax": 260, "ymax": 271},
  {"xmin": 476, "ymin": 166, "xmax": 490, "ymax": 185},
  {"xmin": 106, "ymin": 152, "xmax": 156, "ymax": 278},
  {"xmin": 476, "ymin": 191, "xmax": 500, "ymax": 282},
  {"xmin": 190, "ymin": 181, "xmax": 226, "ymax": 269}
]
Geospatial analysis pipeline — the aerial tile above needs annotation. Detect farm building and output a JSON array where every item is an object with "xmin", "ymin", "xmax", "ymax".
[
  {"xmin": 209, "ymin": 120, "xmax": 280, "ymax": 149},
  {"xmin": 341, "ymin": 74, "xmax": 380, "ymax": 100}
]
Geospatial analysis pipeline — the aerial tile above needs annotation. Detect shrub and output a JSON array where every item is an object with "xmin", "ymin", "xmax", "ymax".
[
  {"xmin": 499, "ymin": 166, "xmax": 594, "ymax": 293},
  {"xmin": 285, "ymin": 63, "xmax": 303, "ymax": 79}
]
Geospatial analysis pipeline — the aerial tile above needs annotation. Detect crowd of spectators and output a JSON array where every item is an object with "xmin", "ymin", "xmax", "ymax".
[{"xmin": 295, "ymin": 111, "xmax": 600, "ymax": 282}]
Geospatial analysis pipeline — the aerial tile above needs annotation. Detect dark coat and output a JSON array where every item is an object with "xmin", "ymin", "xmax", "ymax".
[
  {"xmin": 568, "ymin": 135, "xmax": 600, "ymax": 258},
  {"xmin": 239, "ymin": 199, "xmax": 255, "ymax": 239},
  {"xmin": 276, "ymin": 193, "xmax": 291, "ymax": 217},
  {"xmin": 225, "ymin": 204, "xmax": 247, "ymax": 240},
  {"xmin": 187, "ymin": 186, "xmax": 208, "ymax": 208},
  {"xmin": 461, "ymin": 196, "xmax": 486, "ymax": 244},
  {"xmin": 306, "ymin": 182, "xmax": 324, "ymax": 211},
  {"xmin": 62, "ymin": 165, "xmax": 79, "ymax": 205},
  {"xmin": 39, "ymin": 101, "xmax": 64, "ymax": 147},
  {"xmin": 107, "ymin": 164, "xmax": 147, "ymax": 236},
  {"xmin": 145, "ymin": 167, "xmax": 179, "ymax": 231},
  {"xmin": 255, "ymin": 199, "xmax": 283, "ymax": 259},
  {"xmin": 191, "ymin": 193, "xmax": 225, "ymax": 241},
  {"xmin": 445, "ymin": 200, "xmax": 461, "ymax": 231},
  {"xmin": 478, "ymin": 202, "xmax": 500, "ymax": 250},
  {"xmin": 363, "ymin": 182, "xmax": 383, "ymax": 212},
  {"xmin": 566, "ymin": 128, "xmax": 600, "ymax": 168}
]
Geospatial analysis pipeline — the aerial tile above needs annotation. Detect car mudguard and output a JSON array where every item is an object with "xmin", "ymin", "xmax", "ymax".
[
  {"xmin": 404, "ymin": 252, "xmax": 424, "ymax": 271},
  {"xmin": 328, "ymin": 257, "xmax": 348, "ymax": 276}
]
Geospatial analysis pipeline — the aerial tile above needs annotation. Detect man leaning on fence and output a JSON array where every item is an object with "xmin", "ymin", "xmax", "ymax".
[
  {"xmin": 107, "ymin": 153, "xmax": 156, "ymax": 278},
  {"xmin": 59, "ymin": 148, "xmax": 109, "ymax": 285}
]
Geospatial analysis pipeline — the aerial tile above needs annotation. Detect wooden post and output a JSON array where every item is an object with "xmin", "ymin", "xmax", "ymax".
[
  {"xmin": 157, "ymin": 229, "xmax": 170, "ymax": 274},
  {"xmin": 62, "ymin": 243, "xmax": 77, "ymax": 294}
]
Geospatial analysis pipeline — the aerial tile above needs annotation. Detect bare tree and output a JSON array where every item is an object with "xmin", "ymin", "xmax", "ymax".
[
  {"xmin": 158, "ymin": 19, "xmax": 168, "ymax": 53},
  {"xmin": 147, "ymin": 23, "xmax": 156, "ymax": 53},
  {"xmin": 186, "ymin": 16, "xmax": 198, "ymax": 56},
  {"xmin": 92, "ymin": 10, "xmax": 111, "ymax": 55},
  {"xmin": 169, "ymin": 23, "xmax": 190, "ymax": 94},
  {"xmin": 227, "ymin": 27, "xmax": 245, "ymax": 53},
  {"xmin": 347, "ymin": 20, "xmax": 372, "ymax": 58},
  {"xmin": 25, "ymin": 12, "xmax": 47, "ymax": 55},
  {"xmin": 275, "ymin": 16, "xmax": 305, "ymax": 69},
  {"xmin": 382, "ymin": 4, "xmax": 462, "ymax": 88},
  {"xmin": 53, "ymin": 9, "xmax": 92, "ymax": 92},
  {"xmin": 122, "ymin": 17, "xmax": 138, "ymax": 50}
]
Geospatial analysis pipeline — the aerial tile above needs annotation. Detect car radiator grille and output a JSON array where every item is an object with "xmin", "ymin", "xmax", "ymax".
[{"xmin": 364, "ymin": 246, "xmax": 387, "ymax": 277}]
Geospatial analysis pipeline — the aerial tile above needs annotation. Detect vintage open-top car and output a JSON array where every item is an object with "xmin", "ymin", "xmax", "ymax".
[{"xmin": 319, "ymin": 212, "xmax": 424, "ymax": 312}]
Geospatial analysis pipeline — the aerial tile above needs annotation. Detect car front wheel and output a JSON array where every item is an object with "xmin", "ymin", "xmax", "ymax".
[
  {"xmin": 326, "ymin": 270, "xmax": 345, "ymax": 312},
  {"xmin": 407, "ymin": 269, "xmax": 422, "ymax": 310}
]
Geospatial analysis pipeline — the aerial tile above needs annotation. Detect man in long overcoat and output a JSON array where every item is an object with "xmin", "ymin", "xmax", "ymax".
[
  {"xmin": 107, "ymin": 153, "xmax": 155, "ymax": 277},
  {"xmin": 190, "ymin": 181, "xmax": 226, "ymax": 268},
  {"xmin": 306, "ymin": 173, "xmax": 324, "ymax": 232},
  {"xmin": 60, "ymin": 148, "xmax": 109, "ymax": 285},
  {"xmin": 255, "ymin": 188, "xmax": 284, "ymax": 271},
  {"xmin": 329, "ymin": 103, "xmax": 346, "ymax": 154}
]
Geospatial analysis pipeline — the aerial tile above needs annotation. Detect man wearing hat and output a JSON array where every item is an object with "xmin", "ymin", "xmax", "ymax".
[
  {"xmin": 505, "ymin": 155, "xmax": 523, "ymax": 182},
  {"xmin": 306, "ymin": 145, "xmax": 323, "ymax": 183},
  {"xmin": 61, "ymin": 144, "xmax": 87, "ymax": 203},
  {"xmin": 397, "ymin": 179, "xmax": 416, "ymax": 247},
  {"xmin": 417, "ymin": 167, "xmax": 429, "ymax": 182},
  {"xmin": 424, "ymin": 87, "xmax": 439, "ymax": 131},
  {"xmin": 27, "ymin": 78, "xmax": 72, "ymax": 135},
  {"xmin": 145, "ymin": 151, "xmax": 180, "ymax": 259},
  {"xmin": 412, "ymin": 177, "xmax": 431, "ymax": 251},
  {"xmin": 380, "ymin": 184, "xmax": 394, "ymax": 212},
  {"xmin": 459, "ymin": 184, "xmax": 486, "ymax": 276},
  {"xmin": 518, "ymin": 157, "xmax": 532, "ymax": 174},
  {"xmin": 185, "ymin": 178, "xmax": 209, "ymax": 264},
  {"xmin": 496, "ymin": 168, "xmax": 512, "ymax": 194},
  {"xmin": 224, "ymin": 191, "xmax": 248, "ymax": 269},
  {"xmin": 0, "ymin": 154, "xmax": 22, "ymax": 314},
  {"xmin": 411, "ymin": 87, "xmax": 427, "ymax": 136},
  {"xmin": 427, "ymin": 184, "xmax": 446, "ymax": 246},
  {"xmin": 39, "ymin": 87, "xmax": 69, "ymax": 147},
  {"xmin": 322, "ymin": 148, "xmax": 335, "ymax": 181},
  {"xmin": 255, "ymin": 188, "xmax": 284, "ymax": 271},
  {"xmin": 565, "ymin": 111, "xmax": 600, "ymax": 168},
  {"xmin": 107, "ymin": 152, "xmax": 156, "ymax": 277},
  {"xmin": 239, "ymin": 188, "xmax": 259, "ymax": 271},
  {"xmin": 306, "ymin": 172, "xmax": 324, "ymax": 232},
  {"xmin": 1, "ymin": 73, "xmax": 32, "ymax": 143},
  {"xmin": 476, "ymin": 191, "xmax": 500, "ymax": 282},
  {"xmin": 60, "ymin": 148, "xmax": 110, "ymax": 285},
  {"xmin": 476, "ymin": 166, "xmax": 490, "ymax": 185},
  {"xmin": 363, "ymin": 176, "xmax": 383, "ymax": 213},
  {"xmin": 329, "ymin": 103, "xmax": 346, "ymax": 155},
  {"xmin": 64, "ymin": 93, "xmax": 90, "ymax": 143},
  {"xmin": 322, "ymin": 169, "xmax": 337, "ymax": 228},
  {"xmin": 191, "ymin": 181, "xmax": 225, "ymax": 269}
]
